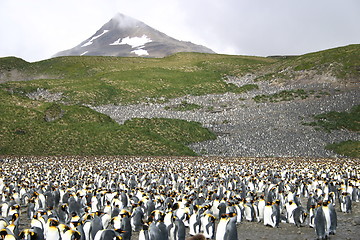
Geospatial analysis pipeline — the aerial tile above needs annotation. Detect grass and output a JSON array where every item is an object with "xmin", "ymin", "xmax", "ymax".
[
  {"xmin": 325, "ymin": 140, "xmax": 360, "ymax": 158},
  {"xmin": 0, "ymin": 44, "xmax": 359, "ymax": 156},
  {"xmin": 304, "ymin": 105, "xmax": 360, "ymax": 157},
  {"xmin": 0, "ymin": 89, "xmax": 215, "ymax": 156},
  {"xmin": 255, "ymin": 44, "xmax": 360, "ymax": 82},
  {"xmin": 304, "ymin": 105, "xmax": 360, "ymax": 132},
  {"xmin": 0, "ymin": 53, "xmax": 275, "ymax": 106}
]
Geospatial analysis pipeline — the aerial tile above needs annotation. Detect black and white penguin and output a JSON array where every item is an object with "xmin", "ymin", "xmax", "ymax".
[
  {"xmin": 201, "ymin": 213, "xmax": 215, "ymax": 240},
  {"xmin": 131, "ymin": 205, "xmax": 144, "ymax": 232},
  {"xmin": 285, "ymin": 200, "xmax": 297, "ymax": 224},
  {"xmin": 308, "ymin": 205, "xmax": 316, "ymax": 228},
  {"xmin": 0, "ymin": 229, "xmax": 16, "ymax": 240},
  {"xmin": 224, "ymin": 213, "xmax": 238, "ymax": 240},
  {"xmin": 62, "ymin": 229, "xmax": 82, "ymax": 240},
  {"xmin": 139, "ymin": 224, "xmax": 150, "ymax": 240},
  {"xmin": 148, "ymin": 220, "xmax": 163, "ymax": 240},
  {"xmin": 292, "ymin": 206, "xmax": 307, "ymax": 227},
  {"xmin": 19, "ymin": 228, "xmax": 42, "ymax": 240},
  {"xmin": 90, "ymin": 212, "xmax": 104, "ymax": 240},
  {"xmin": 216, "ymin": 214, "xmax": 229, "ymax": 240},
  {"xmin": 46, "ymin": 224, "xmax": 62, "ymax": 240},
  {"xmin": 188, "ymin": 205, "xmax": 201, "ymax": 236},
  {"xmin": 272, "ymin": 200, "xmax": 281, "ymax": 228},
  {"xmin": 340, "ymin": 192, "xmax": 352, "ymax": 213},
  {"xmin": 168, "ymin": 216, "xmax": 186, "ymax": 240},
  {"xmin": 328, "ymin": 201, "xmax": 337, "ymax": 235},
  {"xmin": 314, "ymin": 205, "xmax": 327, "ymax": 240},
  {"xmin": 93, "ymin": 229, "xmax": 122, "ymax": 240},
  {"xmin": 263, "ymin": 202, "xmax": 275, "ymax": 227},
  {"xmin": 119, "ymin": 210, "xmax": 132, "ymax": 240}
]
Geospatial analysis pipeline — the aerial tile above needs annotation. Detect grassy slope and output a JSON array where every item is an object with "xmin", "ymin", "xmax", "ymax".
[
  {"xmin": 305, "ymin": 105, "xmax": 360, "ymax": 157},
  {"xmin": 0, "ymin": 44, "xmax": 359, "ymax": 156},
  {"xmin": 0, "ymin": 53, "xmax": 275, "ymax": 105},
  {"xmin": 0, "ymin": 89, "xmax": 215, "ymax": 156},
  {"xmin": 256, "ymin": 44, "xmax": 360, "ymax": 81}
]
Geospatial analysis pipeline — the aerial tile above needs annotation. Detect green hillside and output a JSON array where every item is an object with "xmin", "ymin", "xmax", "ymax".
[
  {"xmin": 0, "ymin": 44, "xmax": 359, "ymax": 156},
  {"xmin": 0, "ymin": 53, "xmax": 274, "ymax": 105},
  {"xmin": 0, "ymin": 89, "xmax": 215, "ymax": 156}
]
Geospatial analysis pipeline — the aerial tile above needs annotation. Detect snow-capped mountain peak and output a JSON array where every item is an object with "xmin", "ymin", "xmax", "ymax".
[{"xmin": 54, "ymin": 13, "xmax": 214, "ymax": 58}]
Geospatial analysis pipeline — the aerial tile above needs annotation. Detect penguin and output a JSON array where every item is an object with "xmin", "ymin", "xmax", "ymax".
[
  {"xmin": 217, "ymin": 201, "xmax": 227, "ymax": 219},
  {"xmin": 308, "ymin": 205, "xmax": 316, "ymax": 228},
  {"xmin": 46, "ymin": 223, "xmax": 62, "ymax": 240},
  {"xmin": 285, "ymin": 200, "xmax": 297, "ymax": 224},
  {"xmin": 321, "ymin": 202, "xmax": 331, "ymax": 236},
  {"xmin": 119, "ymin": 210, "xmax": 132, "ymax": 240},
  {"xmin": 263, "ymin": 202, "xmax": 275, "ymax": 228},
  {"xmin": 328, "ymin": 201, "xmax": 337, "ymax": 235},
  {"xmin": 82, "ymin": 218, "xmax": 92, "ymax": 240},
  {"xmin": 148, "ymin": 220, "xmax": 163, "ymax": 240},
  {"xmin": 93, "ymin": 229, "xmax": 122, "ymax": 240},
  {"xmin": 256, "ymin": 196, "xmax": 266, "ymax": 222},
  {"xmin": 292, "ymin": 206, "xmax": 307, "ymax": 227},
  {"xmin": 314, "ymin": 205, "xmax": 327, "ymax": 240},
  {"xmin": 340, "ymin": 192, "xmax": 352, "ymax": 213},
  {"xmin": 224, "ymin": 213, "xmax": 238, "ymax": 240},
  {"xmin": 0, "ymin": 229, "xmax": 16, "ymax": 240},
  {"xmin": 201, "ymin": 213, "xmax": 215, "ymax": 240},
  {"xmin": 19, "ymin": 229, "xmax": 41, "ymax": 240},
  {"xmin": 62, "ymin": 229, "xmax": 82, "ymax": 240},
  {"xmin": 216, "ymin": 214, "xmax": 229, "ymax": 240},
  {"xmin": 156, "ymin": 219, "xmax": 169, "ymax": 240},
  {"xmin": 90, "ymin": 211, "xmax": 104, "ymax": 240},
  {"xmin": 188, "ymin": 206, "xmax": 201, "ymax": 236},
  {"xmin": 131, "ymin": 206, "xmax": 144, "ymax": 232},
  {"xmin": 0, "ymin": 218, "xmax": 8, "ymax": 232},
  {"xmin": 243, "ymin": 200, "xmax": 255, "ymax": 222},
  {"xmin": 139, "ymin": 224, "xmax": 150, "ymax": 240},
  {"xmin": 58, "ymin": 203, "xmax": 70, "ymax": 224},
  {"xmin": 72, "ymin": 221, "xmax": 85, "ymax": 240},
  {"xmin": 272, "ymin": 200, "xmax": 281, "ymax": 228},
  {"xmin": 168, "ymin": 216, "xmax": 186, "ymax": 240}
]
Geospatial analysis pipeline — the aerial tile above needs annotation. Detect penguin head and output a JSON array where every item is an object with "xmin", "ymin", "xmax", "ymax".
[
  {"xmin": 58, "ymin": 223, "xmax": 71, "ymax": 233},
  {"xmin": 49, "ymin": 218, "xmax": 59, "ymax": 227},
  {"xmin": 220, "ymin": 213, "xmax": 227, "ymax": 219},
  {"xmin": 19, "ymin": 229, "xmax": 36, "ymax": 239},
  {"xmin": 0, "ymin": 229, "xmax": 8, "ymax": 238}
]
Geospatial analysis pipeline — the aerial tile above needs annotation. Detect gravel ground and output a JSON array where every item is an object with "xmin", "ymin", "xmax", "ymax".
[{"xmin": 92, "ymin": 80, "xmax": 359, "ymax": 157}]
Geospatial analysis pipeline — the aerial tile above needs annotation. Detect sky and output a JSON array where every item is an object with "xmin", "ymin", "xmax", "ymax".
[{"xmin": 0, "ymin": 0, "xmax": 359, "ymax": 62}]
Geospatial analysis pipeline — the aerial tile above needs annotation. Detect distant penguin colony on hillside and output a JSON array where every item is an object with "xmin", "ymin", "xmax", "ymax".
[{"xmin": 0, "ymin": 156, "xmax": 358, "ymax": 240}]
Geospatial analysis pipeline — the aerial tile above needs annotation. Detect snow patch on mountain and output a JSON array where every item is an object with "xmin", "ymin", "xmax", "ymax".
[
  {"xmin": 81, "ymin": 30, "xmax": 109, "ymax": 47},
  {"xmin": 131, "ymin": 48, "xmax": 149, "ymax": 56},
  {"xmin": 80, "ymin": 51, "xmax": 88, "ymax": 56},
  {"xmin": 110, "ymin": 35, "xmax": 152, "ymax": 48}
]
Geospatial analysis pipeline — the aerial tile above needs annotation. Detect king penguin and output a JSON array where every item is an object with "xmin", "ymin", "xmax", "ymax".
[
  {"xmin": 215, "ymin": 214, "xmax": 229, "ymax": 240},
  {"xmin": 263, "ymin": 202, "xmax": 275, "ymax": 228},
  {"xmin": 314, "ymin": 205, "xmax": 327, "ymax": 240},
  {"xmin": 224, "ymin": 213, "xmax": 238, "ymax": 240},
  {"xmin": 201, "ymin": 213, "xmax": 215, "ymax": 240}
]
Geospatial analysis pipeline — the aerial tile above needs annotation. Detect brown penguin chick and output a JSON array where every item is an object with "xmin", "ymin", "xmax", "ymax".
[{"xmin": 186, "ymin": 234, "xmax": 206, "ymax": 240}]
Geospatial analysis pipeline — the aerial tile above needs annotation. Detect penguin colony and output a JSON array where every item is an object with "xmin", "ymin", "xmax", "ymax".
[{"xmin": 0, "ymin": 156, "xmax": 358, "ymax": 240}]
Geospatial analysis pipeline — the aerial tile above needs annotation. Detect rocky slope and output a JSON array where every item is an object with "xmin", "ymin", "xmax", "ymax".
[{"xmin": 92, "ymin": 77, "xmax": 359, "ymax": 157}]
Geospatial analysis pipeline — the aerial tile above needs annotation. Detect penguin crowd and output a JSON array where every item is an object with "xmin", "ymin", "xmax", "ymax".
[{"xmin": 0, "ymin": 156, "xmax": 358, "ymax": 240}]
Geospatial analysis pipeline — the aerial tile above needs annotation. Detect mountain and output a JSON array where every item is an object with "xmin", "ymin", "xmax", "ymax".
[{"xmin": 54, "ymin": 13, "xmax": 215, "ymax": 58}]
